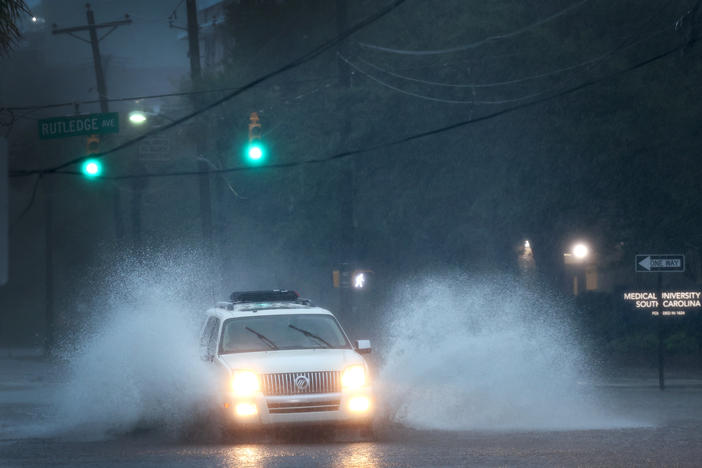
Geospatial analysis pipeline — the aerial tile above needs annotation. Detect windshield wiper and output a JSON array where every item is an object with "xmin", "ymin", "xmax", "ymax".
[
  {"xmin": 245, "ymin": 326, "xmax": 279, "ymax": 350},
  {"xmin": 288, "ymin": 324, "xmax": 332, "ymax": 348}
]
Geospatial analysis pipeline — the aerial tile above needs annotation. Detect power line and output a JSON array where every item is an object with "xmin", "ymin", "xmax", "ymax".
[
  {"xmin": 9, "ymin": 0, "xmax": 407, "ymax": 177},
  {"xmin": 167, "ymin": 0, "xmax": 186, "ymax": 21},
  {"xmin": 340, "ymin": 52, "xmax": 550, "ymax": 105},
  {"xmin": 354, "ymin": 27, "xmax": 668, "ymax": 90},
  {"xmin": 353, "ymin": 0, "xmax": 676, "ymax": 90},
  {"xmin": 358, "ymin": 0, "xmax": 589, "ymax": 56},
  {"xmin": 1, "ymin": 77, "xmax": 333, "ymax": 112},
  {"xmin": 46, "ymin": 34, "xmax": 698, "ymax": 181},
  {"xmin": 9, "ymin": 174, "xmax": 42, "ymax": 230}
]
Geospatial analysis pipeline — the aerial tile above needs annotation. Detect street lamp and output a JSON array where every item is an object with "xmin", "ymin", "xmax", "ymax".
[
  {"xmin": 572, "ymin": 242, "xmax": 589, "ymax": 260},
  {"xmin": 128, "ymin": 110, "xmax": 147, "ymax": 125},
  {"xmin": 563, "ymin": 241, "xmax": 594, "ymax": 296}
]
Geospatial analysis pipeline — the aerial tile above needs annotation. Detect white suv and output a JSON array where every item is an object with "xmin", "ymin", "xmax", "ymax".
[{"xmin": 199, "ymin": 290, "xmax": 373, "ymax": 434}]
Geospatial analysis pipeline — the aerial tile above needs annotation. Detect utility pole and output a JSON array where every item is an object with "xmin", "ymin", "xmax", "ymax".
[
  {"xmin": 44, "ymin": 176, "xmax": 54, "ymax": 355},
  {"xmin": 657, "ymin": 272, "xmax": 665, "ymax": 390},
  {"xmin": 52, "ymin": 4, "xmax": 131, "ymax": 242},
  {"xmin": 185, "ymin": 0, "xmax": 213, "ymax": 247},
  {"xmin": 336, "ymin": 0, "xmax": 355, "ymax": 326}
]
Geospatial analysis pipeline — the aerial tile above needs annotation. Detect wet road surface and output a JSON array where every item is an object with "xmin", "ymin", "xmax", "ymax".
[
  {"xmin": 2, "ymin": 418, "xmax": 702, "ymax": 467},
  {"xmin": 2, "ymin": 358, "xmax": 702, "ymax": 467}
]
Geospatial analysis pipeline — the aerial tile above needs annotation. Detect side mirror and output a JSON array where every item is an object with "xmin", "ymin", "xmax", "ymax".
[
  {"xmin": 355, "ymin": 339, "xmax": 372, "ymax": 354},
  {"xmin": 200, "ymin": 347, "xmax": 213, "ymax": 362}
]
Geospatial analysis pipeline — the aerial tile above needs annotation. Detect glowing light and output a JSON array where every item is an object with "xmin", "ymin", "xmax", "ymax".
[
  {"xmin": 247, "ymin": 144, "xmax": 263, "ymax": 160},
  {"xmin": 353, "ymin": 272, "xmax": 366, "ymax": 289},
  {"xmin": 231, "ymin": 370, "xmax": 260, "ymax": 397},
  {"xmin": 572, "ymin": 243, "xmax": 589, "ymax": 259},
  {"xmin": 342, "ymin": 365, "xmax": 366, "ymax": 390},
  {"xmin": 128, "ymin": 111, "xmax": 147, "ymax": 125},
  {"xmin": 235, "ymin": 402, "xmax": 258, "ymax": 416},
  {"xmin": 81, "ymin": 159, "xmax": 102, "ymax": 177},
  {"xmin": 524, "ymin": 240, "xmax": 530, "ymax": 249},
  {"xmin": 32, "ymin": 17, "xmax": 37, "ymax": 22},
  {"xmin": 348, "ymin": 396, "xmax": 371, "ymax": 413}
]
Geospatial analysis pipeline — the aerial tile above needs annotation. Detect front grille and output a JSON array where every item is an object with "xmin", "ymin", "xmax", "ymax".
[
  {"xmin": 267, "ymin": 399, "xmax": 340, "ymax": 414},
  {"xmin": 261, "ymin": 371, "xmax": 341, "ymax": 395}
]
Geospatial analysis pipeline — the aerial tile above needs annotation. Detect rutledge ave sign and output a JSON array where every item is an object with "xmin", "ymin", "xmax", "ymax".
[{"xmin": 38, "ymin": 112, "xmax": 119, "ymax": 139}]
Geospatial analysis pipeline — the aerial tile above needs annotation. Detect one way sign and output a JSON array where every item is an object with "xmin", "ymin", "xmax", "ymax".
[{"xmin": 635, "ymin": 254, "xmax": 685, "ymax": 273}]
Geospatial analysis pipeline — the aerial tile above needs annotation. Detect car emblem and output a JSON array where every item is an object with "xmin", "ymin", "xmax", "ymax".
[{"xmin": 294, "ymin": 375, "xmax": 310, "ymax": 391}]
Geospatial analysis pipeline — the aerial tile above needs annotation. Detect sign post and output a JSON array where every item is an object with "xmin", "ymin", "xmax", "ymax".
[
  {"xmin": 656, "ymin": 272, "xmax": 664, "ymax": 391},
  {"xmin": 634, "ymin": 254, "xmax": 685, "ymax": 391}
]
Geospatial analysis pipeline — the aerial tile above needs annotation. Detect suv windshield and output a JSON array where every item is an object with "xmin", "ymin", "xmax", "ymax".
[{"xmin": 219, "ymin": 314, "xmax": 351, "ymax": 354}]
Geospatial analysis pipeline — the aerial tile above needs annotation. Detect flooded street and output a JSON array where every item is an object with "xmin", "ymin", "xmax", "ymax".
[{"xmin": 2, "ymin": 357, "xmax": 702, "ymax": 467}]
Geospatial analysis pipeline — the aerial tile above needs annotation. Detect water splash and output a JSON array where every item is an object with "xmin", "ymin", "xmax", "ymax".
[
  {"xmin": 378, "ymin": 274, "xmax": 638, "ymax": 430},
  {"xmin": 44, "ymin": 250, "xmax": 220, "ymax": 439}
]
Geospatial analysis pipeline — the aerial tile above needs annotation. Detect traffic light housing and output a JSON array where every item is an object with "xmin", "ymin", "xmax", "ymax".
[
  {"xmin": 86, "ymin": 134, "xmax": 100, "ymax": 154},
  {"xmin": 82, "ymin": 134, "xmax": 102, "ymax": 178},
  {"xmin": 246, "ymin": 112, "xmax": 265, "ymax": 164}
]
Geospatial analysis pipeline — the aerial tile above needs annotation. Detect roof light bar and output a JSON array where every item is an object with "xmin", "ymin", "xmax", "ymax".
[{"xmin": 229, "ymin": 289, "xmax": 299, "ymax": 303}]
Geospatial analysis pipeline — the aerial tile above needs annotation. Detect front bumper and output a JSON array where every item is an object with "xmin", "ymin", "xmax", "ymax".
[{"xmin": 224, "ymin": 388, "xmax": 373, "ymax": 426}]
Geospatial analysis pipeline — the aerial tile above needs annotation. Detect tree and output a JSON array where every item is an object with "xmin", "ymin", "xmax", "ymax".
[{"xmin": 0, "ymin": 0, "xmax": 30, "ymax": 55}]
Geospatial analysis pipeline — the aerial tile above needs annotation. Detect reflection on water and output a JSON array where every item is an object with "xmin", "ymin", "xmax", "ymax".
[
  {"xmin": 224, "ymin": 445, "xmax": 265, "ymax": 468},
  {"xmin": 334, "ymin": 443, "xmax": 378, "ymax": 468},
  {"xmin": 220, "ymin": 442, "xmax": 378, "ymax": 468}
]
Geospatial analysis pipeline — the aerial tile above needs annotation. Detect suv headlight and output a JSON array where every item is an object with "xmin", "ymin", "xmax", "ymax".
[
  {"xmin": 231, "ymin": 370, "xmax": 260, "ymax": 397},
  {"xmin": 341, "ymin": 364, "xmax": 366, "ymax": 390}
]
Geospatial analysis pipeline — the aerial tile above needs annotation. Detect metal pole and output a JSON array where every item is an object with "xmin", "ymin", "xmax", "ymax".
[
  {"xmin": 657, "ymin": 272, "xmax": 665, "ymax": 390},
  {"xmin": 86, "ymin": 4, "xmax": 108, "ymax": 114},
  {"xmin": 44, "ymin": 179, "xmax": 54, "ymax": 355},
  {"xmin": 86, "ymin": 4, "xmax": 124, "ymax": 240},
  {"xmin": 336, "ymin": 0, "xmax": 355, "ymax": 323},
  {"xmin": 186, "ymin": 0, "xmax": 202, "ymax": 82},
  {"xmin": 186, "ymin": 0, "xmax": 213, "ymax": 247}
]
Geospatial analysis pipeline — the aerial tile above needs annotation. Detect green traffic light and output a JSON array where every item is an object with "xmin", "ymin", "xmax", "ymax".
[
  {"xmin": 246, "ymin": 142, "xmax": 265, "ymax": 164},
  {"xmin": 81, "ymin": 158, "xmax": 102, "ymax": 178}
]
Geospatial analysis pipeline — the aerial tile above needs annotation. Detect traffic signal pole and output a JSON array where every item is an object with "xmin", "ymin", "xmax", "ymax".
[
  {"xmin": 185, "ymin": 0, "xmax": 213, "ymax": 247},
  {"xmin": 336, "ymin": 0, "xmax": 356, "ymax": 325},
  {"xmin": 44, "ymin": 178, "xmax": 54, "ymax": 355}
]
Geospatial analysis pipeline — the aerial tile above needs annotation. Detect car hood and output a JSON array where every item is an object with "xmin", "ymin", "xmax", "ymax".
[{"xmin": 217, "ymin": 348, "xmax": 364, "ymax": 374}]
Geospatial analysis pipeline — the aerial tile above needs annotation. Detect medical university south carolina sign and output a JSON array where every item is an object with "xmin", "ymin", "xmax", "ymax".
[{"xmin": 38, "ymin": 113, "xmax": 119, "ymax": 139}]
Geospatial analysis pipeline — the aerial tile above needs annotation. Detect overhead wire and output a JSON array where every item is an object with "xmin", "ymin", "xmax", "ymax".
[
  {"xmin": 339, "ymin": 52, "xmax": 550, "ymax": 105},
  {"xmin": 353, "ymin": 0, "xmax": 675, "ymax": 90},
  {"xmin": 358, "ymin": 0, "xmax": 589, "ymax": 55},
  {"xmin": 1, "ymin": 76, "xmax": 334, "ymax": 112},
  {"xmin": 167, "ymin": 0, "xmax": 186, "ymax": 21},
  {"xmin": 354, "ymin": 27, "xmax": 668, "ymax": 90},
  {"xmin": 340, "ymin": 1, "xmax": 677, "ymax": 106},
  {"xmin": 43, "ymin": 30, "xmax": 698, "ymax": 181},
  {"xmin": 9, "ymin": 174, "xmax": 42, "ymax": 230},
  {"xmin": 8, "ymin": 0, "xmax": 407, "ymax": 178}
]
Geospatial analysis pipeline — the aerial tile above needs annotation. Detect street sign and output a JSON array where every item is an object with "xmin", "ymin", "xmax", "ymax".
[
  {"xmin": 635, "ymin": 254, "xmax": 685, "ymax": 273},
  {"xmin": 623, "ymin": 291, "xmax": 701, "ymax": 316},
  {"xmin": 138, "ymin": 136, "xmax": 171, "ymax": 160},
  {"xmin": 38, "ymin": 112, "xmax": 119, "ymax": 139}
]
